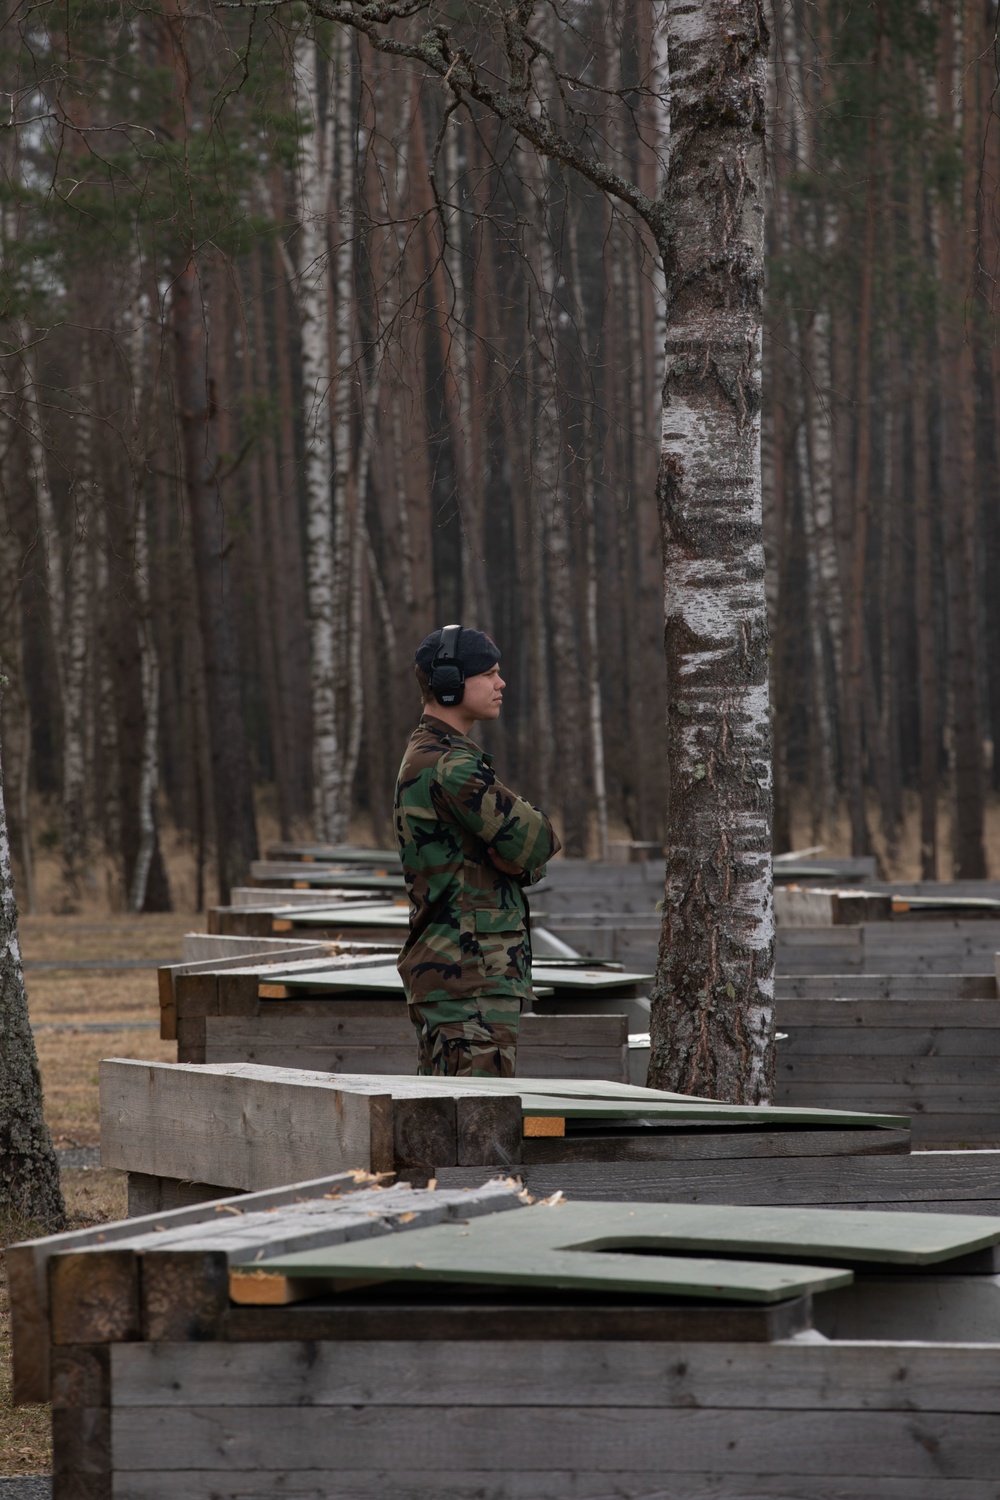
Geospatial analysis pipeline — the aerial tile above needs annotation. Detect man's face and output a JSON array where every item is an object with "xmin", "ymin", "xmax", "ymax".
[{"xmin": 462, "ymin": 663, "xmax": 505, "ymax": 721}]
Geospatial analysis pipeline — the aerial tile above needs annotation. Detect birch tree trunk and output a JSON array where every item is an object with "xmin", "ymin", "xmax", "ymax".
[
  {"xmin": 61, "ymin": 361, "xmax": 95, "ymax": 897},
  {"xmin": 647, "ymin": 0, "xmax": 774, "ymax": 1103},
  {"xmin": 0, "ymin": 685, "xmax": 64, "ymax": 1229},
  {"xmin": 292, "ymin": 27, "xmax": 344, "ymax": 843},
  {"xmin": 331, "ymin": 20, "xmax": 363, "ymax": 832},
  {"xmin": 0, "ymin": 368, "xmax": 35, "ymax": 913}
]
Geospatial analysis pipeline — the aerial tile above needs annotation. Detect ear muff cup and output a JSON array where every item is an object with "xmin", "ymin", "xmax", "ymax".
[
  {"xmin": 429, "ymin": 624, "xmax": 465, "ymax": 705},
  {"xmin": 431, "ymin": 662, "xmax": 465, "ymax": 705}
]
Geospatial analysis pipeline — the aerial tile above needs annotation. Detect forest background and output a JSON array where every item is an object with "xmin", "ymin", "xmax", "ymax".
[{"xmin": 1, "ymin": 0, "xmax": 999, "ymax": 915}]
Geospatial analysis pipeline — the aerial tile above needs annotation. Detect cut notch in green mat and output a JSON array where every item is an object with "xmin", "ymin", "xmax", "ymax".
[{"xmin": 234, "ymin": 1200, "xmax": 1000, "ymax": 1305}]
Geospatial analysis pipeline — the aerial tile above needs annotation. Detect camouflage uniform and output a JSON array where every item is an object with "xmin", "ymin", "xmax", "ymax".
[{"xmin": 394, "ymin": 714, "xmax": 560, "ymax": 1077}]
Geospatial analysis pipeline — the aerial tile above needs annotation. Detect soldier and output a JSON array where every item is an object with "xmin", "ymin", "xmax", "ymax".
[{"xmin": 394, "ymin": 624, "xmax": 560, "ymax": 1077}]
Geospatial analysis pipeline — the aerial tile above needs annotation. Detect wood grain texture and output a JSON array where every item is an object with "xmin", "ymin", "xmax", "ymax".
[
  {"xmin": 776, "ymin": 974, "xmax": 996, "ymax": 999},
  {"xmin": 99, "ymin": 1059, "xmax": 378, "ymax": 1189},
  {"xmin": 522, "ymin": 1127, "xmax": 911, "ymax": 1164},
  {"xmin": 8, "ymin": 1170, "xmax": 370, "ymax": 1404},
  {"xmin": 49, "ymin": 1250, "xmax": 139, "ymax": 1346},
  {"xmin": 51, "ymin": 1345, "xmax": 111, "ymax": 1410},
  {"xmin": 109, "ymin": 1337, "xmax": 1000, "ymax": 1412},
  {"xmin": 222, "ymin": 1297, "xmax": 808, "ymax": 1344},
  {"xmin": 93, "ymin": 1469, "xmax": 1000, "ymax": 1500},
  {"xmin": 140, "ymin": 1249, "xmax": 230, "ymax": 1341},
  {"xmin": 455, "ymin": 1094, "xmax": 522, "ymax": 1167},
  {"xmin": 434, "ymin": 1151, "xmax": 1000, "ymax": 1204},
  {"xmin": 109, "ymin": 1404, "xmax": 1000, "ymax": 1477}
]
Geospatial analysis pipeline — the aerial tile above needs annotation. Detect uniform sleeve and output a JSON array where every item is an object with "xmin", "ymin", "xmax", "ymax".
[{"xmin": 431, "ymin": 747, "xmax": 560, "ymax": 877}]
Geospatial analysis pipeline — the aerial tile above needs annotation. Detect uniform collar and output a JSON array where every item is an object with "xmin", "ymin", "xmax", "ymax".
[{"xmin": 419, "ymin": 714, "xmax": 492, "ymax": 765}]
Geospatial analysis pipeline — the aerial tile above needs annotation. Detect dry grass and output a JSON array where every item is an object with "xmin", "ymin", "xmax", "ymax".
[{"xmin": 22, "ymin": 950, "xmax": 181, "ymax": 1148}]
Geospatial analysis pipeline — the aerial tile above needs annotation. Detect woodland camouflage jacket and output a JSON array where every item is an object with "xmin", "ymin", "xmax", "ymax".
[{"xmin": 394, "ymin": 715, "xmax": 560, "ymax": 1007}]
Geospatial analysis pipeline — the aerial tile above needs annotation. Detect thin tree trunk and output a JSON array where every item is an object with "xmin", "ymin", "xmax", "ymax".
[
  {"xmin": 0, "ymin": 368, "xmax": 34, "ymax": 914},
  {"xmin": 648, "ymin": 0, "xmax": 773, "ymax": 1104},
  {"xmin": 171, "ymin": 258, "xmax": 259, "ymax": 900},
  {"xmin": 567, "ymin": 205, "xmax": 609, "ymax": 859},
  {"xmin": 0, "ymin": 682, "xmax": 64, "ymax": 1229},
  {"xmin": 843, "ymin": 18, "xmax": 883, "ymax": 859},
  {"xmin": 60, "ymin": 360, "xmax": 95, "ymax": 897},
  {"xmin": 936, "ymin": 0, "xmax": 986, "ymax": 877},
  {"xmin": 292, "ymin": 26, "xmax": 344, "ymax": 843}
]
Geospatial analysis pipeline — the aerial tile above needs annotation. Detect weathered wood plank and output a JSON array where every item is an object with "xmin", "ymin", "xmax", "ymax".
[
  {"xmin": 108, "ymin": 1405, "xmax": 1000, "ymax": 1478},
  {"xmin": 776, "ymin": 1055, "xmax": 1000, "ymax": 1083},
  {"xmin": 777, "ymin": 1000, "xmax": 1000, "ymax": 1027},
  {"xmin": 775, "ymin": 973, "xmax": 996, "ymax": 1000},
  {"xmin": 434, "ymin": 1151, "xmax": 1000, "ymax": 1205},
  {"xmin": 96, "ymin": 1469, "xmax": 1000, "ymax": 1500},
  {"xmin": 523, "ymin": 1127, "xmax": 911, "ymax": 1164},
  {"xmin": 7, "ymin": 1171, "xmax": 378, "ymax": 1404},
  {"xmin": 109, "ymin": 1337, "xmax": 1000, "ymax": 1412},
  {"xmin": 99, "ymin": 1059, "xmax": 387, "ymax": 1188},
  {"xmin": 776, "ymin": 1028, "xmax": 1000, "ymax": 1056}
]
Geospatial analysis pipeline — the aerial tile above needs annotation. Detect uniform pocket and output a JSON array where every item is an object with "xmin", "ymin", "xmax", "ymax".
[{"xmin": 473, "ymin": 908, "xmax": 527, "ymax": 983}]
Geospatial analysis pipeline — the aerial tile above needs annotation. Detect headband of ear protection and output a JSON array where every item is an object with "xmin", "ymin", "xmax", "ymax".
[{"xmin": 429, "ymin": 623, "xmax": 465, "ymax": 706}]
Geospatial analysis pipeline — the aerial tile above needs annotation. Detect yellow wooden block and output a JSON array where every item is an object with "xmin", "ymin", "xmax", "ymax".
[
  {"xmin": 523, "ymin": 1116, "xmax": 565, "ymax": 1138},
  {"xmin": 258, "ymin": 984, "xmax": 291, "ymax": 999},
  {"xmin": 272, "ymin": 919, "xmax": 293, "ymax": 932}
]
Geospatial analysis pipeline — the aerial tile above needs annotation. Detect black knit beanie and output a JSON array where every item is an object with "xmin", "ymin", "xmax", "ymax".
[{"xmin": 415, "ymin": 627, "xmax": 501, "ymax": 678}]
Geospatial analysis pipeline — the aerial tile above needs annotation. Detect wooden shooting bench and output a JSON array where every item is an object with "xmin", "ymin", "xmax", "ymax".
[
  {"xmin": 159, "ymin": 952, "xmax": 636, "ymax": 1085},
  {"xmin": 774, "ymin": 971, "xmax": 1000, "ymax": 1147},
  {"xmin": 14, "ymin": 1179, "xmax": 1000, "ymax": 1498},
  {"xmin": 207, "ymin": 898, "xmax": 412, "ymax": 942},
  {"xmin": 100, "ymin": 1061, "xmax": 999, "ymax": 1221}
]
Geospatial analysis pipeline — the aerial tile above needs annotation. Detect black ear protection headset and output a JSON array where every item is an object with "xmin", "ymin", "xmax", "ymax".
[{"xmin": 429, "ymin": 623, "xmax": 465, "ymax": 706}]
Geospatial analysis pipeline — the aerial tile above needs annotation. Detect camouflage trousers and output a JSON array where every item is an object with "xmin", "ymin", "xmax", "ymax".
[{"xmin": 410, "ymin": 994, "xmax": 521, "ymax": 1079}]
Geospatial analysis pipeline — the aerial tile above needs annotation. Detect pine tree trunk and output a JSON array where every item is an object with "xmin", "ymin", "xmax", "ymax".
[
  {"xmin": 171, "ymin": 259, "xmax": 259, "ymax": 900},
  {"xmin": 0, "ymin": 688, "xmax": 64, "ymax": 1230},
  {"xmin": 936, "ymin": 0, "xmax": 986, "ymax": 877},
  {"xmin": 648, "ymin": 0, "xmax": 774, "ymax": 1104}
]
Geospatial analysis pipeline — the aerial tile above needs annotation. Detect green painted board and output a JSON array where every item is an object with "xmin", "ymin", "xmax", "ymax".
[
  {"xmin": 238, "ymin": 1199, "xmax": 1000, "ymax": 1303},
  {"xmin": 892, "ymin": 894, "xmax": 1000, "ymax": 912},
  {"xmin": 262, "ymin": 965, "xmax": 553, "ymax": 998},
  {"xmin": 237, "ymin": 1208, "xmax": 852, "ymax": 1304},
  {"xmin": 268, "ymin": 872, "xmax": 406, "ymax": 891},
  {"xmin": 262, "ymin": 963, "xmax": 649, "ymax": 995},
  {"xmin": 267, "ymin": 844, "xmax": 401, "ymax": 865},
  {"xmin": 320, "ymin": 1071, "xmax": 908, "ymax": 1130},
  {"xmin": 533, "ymin": 965, "xmax": 652, "ymax": 990},
  {"xmin": 272, "ymin": 905, "xmax": 410, "ymax": 927}
]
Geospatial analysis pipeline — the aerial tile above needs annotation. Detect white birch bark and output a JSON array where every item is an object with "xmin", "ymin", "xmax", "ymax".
[
  {"xmin": 292, "ymin": 26, "xmax": 343, "ymax": 843},
  {"xmin": 567, "ymin": 209, "xmax": 609, "ymax": 860},
  {"xmin": 127, "ymin": 285, "xmax": 161, "ymax": 912},
  {"xmin": 648, "ymin": 0, "xmax": 774, "ymax": 1104},
  {"xmin": 17, "ymin": 328, "xmax": 66, "ymax": 702},
  {"xmin": 649, "ymin": 3, "xmax": 670, "ymax": 425},
  {"xmin": 0, "ymin": 367, "xmax": 35, "ymax": 913},
  {"xmin": 329, "ymin": 19, "xmax": 357, "ymax": 843},
  {"xmin": 60, "ymin": 354, "xmax": 95, "ymax": 893},
  {"xmin": 0, "ymin": 677, "xmax": 64, "ymax": 1227}
]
